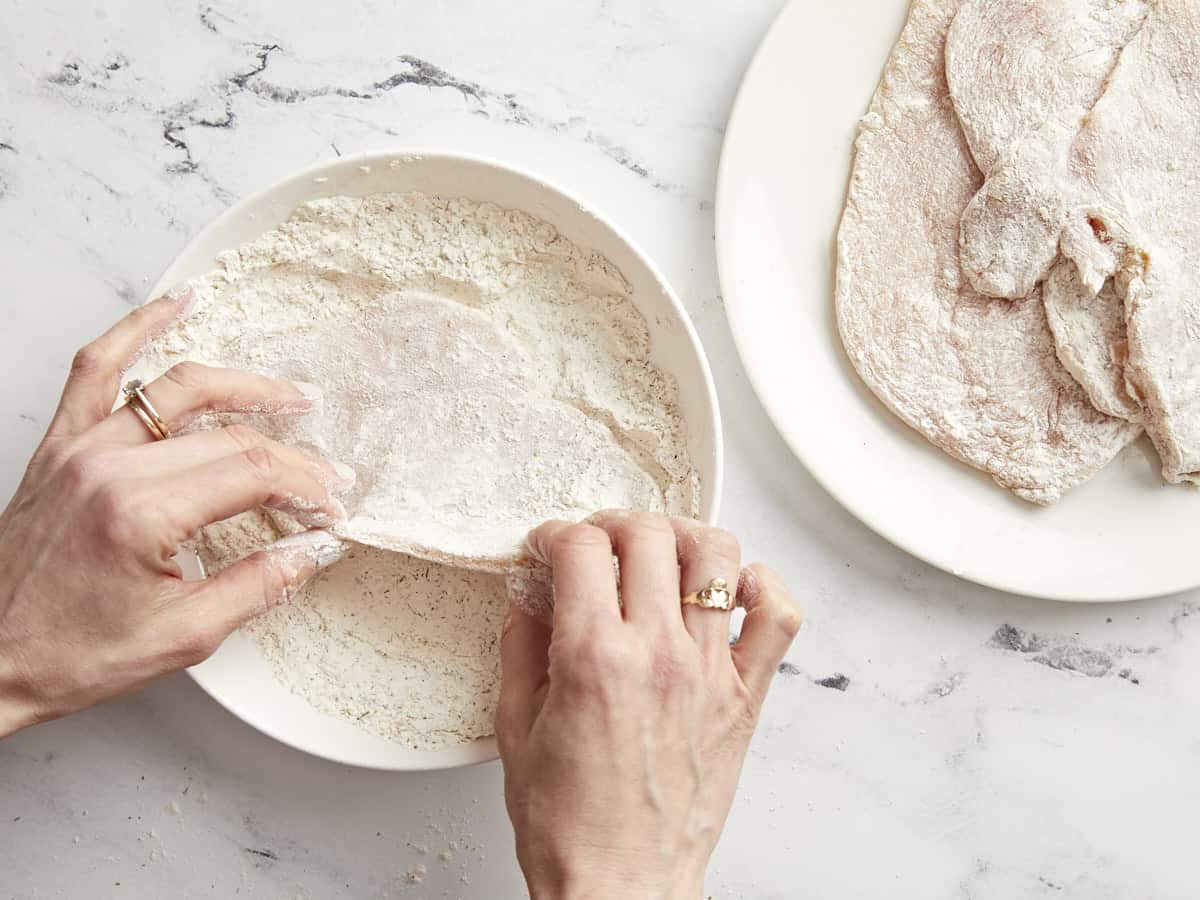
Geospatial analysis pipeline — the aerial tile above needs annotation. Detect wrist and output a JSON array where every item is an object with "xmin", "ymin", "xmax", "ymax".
[
  {"xmin": 0, "ymin": 644, "xmax": 42, "ymax": 738},
  {"xmin": 521, "ymin": 851, "xmax": 705, "ymax": 900}
]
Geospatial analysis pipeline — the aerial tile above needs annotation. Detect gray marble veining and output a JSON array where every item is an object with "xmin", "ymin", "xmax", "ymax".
[{"xmin": 3, "ymin": 1, "xmax": 1199, "ymax": 897}]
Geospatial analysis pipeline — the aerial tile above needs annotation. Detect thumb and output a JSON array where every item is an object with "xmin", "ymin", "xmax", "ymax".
[
  {"xmin": 185, "ymin": 530, "xmax": 348, "ymax": 638},
  {"xmin": 732, "ymin": 563, "xmax": 804, "ymax": 702},
  {"xmin": 496, "ymin": 602, "xmax": 552, "ymax": 758}
]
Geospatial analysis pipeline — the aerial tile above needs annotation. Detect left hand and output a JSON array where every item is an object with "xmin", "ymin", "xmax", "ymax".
[{"xmin": 0, "ymin": 293, "xmax": 353, "ymax": 738}]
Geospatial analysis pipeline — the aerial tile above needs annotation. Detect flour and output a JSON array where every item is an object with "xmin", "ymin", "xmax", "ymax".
[
  {"xmin": 196, "ymin": 510, "xmax": 506, "ymax": 751},
  {"xmin": 136, "ymin": 192, "xmax": 698, "ymax": 564},
  {"xmin": 136, "ymin": 191, "xmax": 698, "ymax": 747}
]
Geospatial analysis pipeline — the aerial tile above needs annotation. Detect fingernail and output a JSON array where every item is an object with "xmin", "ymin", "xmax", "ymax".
[
  {"xmin": 303, "ymin": 453, "xmax": 356, "ymax": 494},
  {"xmin": 274, "ymin": 494, "xmax": 348, "ymax": 528},
  {"xmin": 330, "ymin": 459, "xmax": 357, "ymax": 488},
  {"xmin": 270, "ymin": 530, "xmax": 349, "ymax": 573},
  {"xmin": 165, "ymin": 285, "xmax": 199, "ymax": 319},
  {"xmin": 290, "ymin": 380, "xmax": 324, "ymax": 413},
  {"xmin": 329, "ymin": 496, "xmax": 348, "ymax": 521},
  {"xmin": 522, "ymin": 534, "xmax": 547, "ymax": 565}
]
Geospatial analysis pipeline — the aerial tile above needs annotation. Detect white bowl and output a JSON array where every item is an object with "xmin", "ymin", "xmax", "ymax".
[{"xmin": 153, "ymin": 152, "xmax": 723, "ymax": 770}]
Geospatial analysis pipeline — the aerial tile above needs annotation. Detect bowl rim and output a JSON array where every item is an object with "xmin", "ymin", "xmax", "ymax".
[{"xmin": 151, "ymin": 148, "xmax": 725, "ymax": 771}]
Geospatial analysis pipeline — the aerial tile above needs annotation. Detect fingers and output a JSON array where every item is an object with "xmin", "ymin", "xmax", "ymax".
[
  {"xmin": 671, "ymin": 517, "xmax": 742, "ymax": 656},
  {"xmin": 505, "ymin": 560, "xmax": 555, "ymax": 624},
  {"xmin": 496, "ymin": 605, "xmax": 553, "ymax": 752},
  {"xmin": 87, "ymin": 362, "xmax": 318, "ymax": 447},
  {"xmin": 526, "ymin": 520, "xmax": 621, "ymax": 636},
  {"xmin": 49, "ymin": 292, "xmax": 193, "ymax": 439},
  {"xmin": 152, "ymin": 445, "xmax": 348, "ymax": 544},
  {"xmin": 106, "ymin": 425, "xmax": 355, "ymax": 494},
  {"xmin": 732, "ymin": 563, "xmax": 803, "ymax": 701},
  {"xmin": 587, "ymin": 511, "xmax": 681, "ymax": 629},
  {"xmin": 171, "ymin": 530, "xmax": 348, "ymax": 658}
]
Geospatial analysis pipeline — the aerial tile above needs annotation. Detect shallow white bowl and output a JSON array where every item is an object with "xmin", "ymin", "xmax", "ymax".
[{"xmin": 153, "ymin": 152, "xmax": 723, "ymax": 770}]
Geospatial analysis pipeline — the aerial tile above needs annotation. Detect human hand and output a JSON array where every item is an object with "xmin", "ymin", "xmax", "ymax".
[
  {"xmin": 0, "ymin": 294, "xmax": 353, "ymax": 738},
  {"xmin": 497, "ymin": 511, "xmax": 803, "ymax": 899}
]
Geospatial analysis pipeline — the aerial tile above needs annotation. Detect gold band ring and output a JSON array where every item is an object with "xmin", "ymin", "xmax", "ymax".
[
  {"xmin": 681, "ymin": 577, "xmax": 737, "ymax": 612},
  {"xmin": 123, "ymin": 379, "xmax": 171, "ymax": 441}
]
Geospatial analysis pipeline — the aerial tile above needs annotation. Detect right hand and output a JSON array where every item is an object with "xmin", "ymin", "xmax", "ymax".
[
  {"xmin": 497, "ymin": 512, "xmax": 803, "ymax": 899},
  {"xmin": 0, "ymin": 294, "xmax": 353, "ymax": 738}
]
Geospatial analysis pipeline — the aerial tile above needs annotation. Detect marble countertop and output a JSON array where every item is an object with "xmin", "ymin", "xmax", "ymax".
[{"xmin": 2, "ymin": 1, "xmax": 1197, "ymax": 897}]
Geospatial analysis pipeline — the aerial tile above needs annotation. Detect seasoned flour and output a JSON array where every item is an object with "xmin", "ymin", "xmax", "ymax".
[
  {"xmin": 136, "ymin": 192, "xmax": 699, "ymax": 565},
  {"xmin": 136, "ymin": 192, "xmax": 699, "ymax": 748},
  {"xmin": 195, "ymin": 511, "xmax": 505, "ymax": 751}
]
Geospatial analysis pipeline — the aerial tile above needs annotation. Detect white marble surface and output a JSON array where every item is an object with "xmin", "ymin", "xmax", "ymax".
[{"xmin": 2, "ymin": 1, "xmax": 1199, "ymax": 897}]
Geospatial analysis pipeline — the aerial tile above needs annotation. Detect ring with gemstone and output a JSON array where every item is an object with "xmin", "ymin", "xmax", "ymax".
[
  {"xmin": 681, "ymin": 577, "xmax": 737, "ymax": 612},
  {"xmin": 123, "ymin": 379, "xmax": 171, "ymax": 441}
]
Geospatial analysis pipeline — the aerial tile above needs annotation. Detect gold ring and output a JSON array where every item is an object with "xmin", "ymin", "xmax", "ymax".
[
  {"xmin": 682, "ymin": 577, "xmax": 736, "ymax": 612},
  {"xmin": 123, "ymin": 379, "xmax": 171, "ymax": 441}
]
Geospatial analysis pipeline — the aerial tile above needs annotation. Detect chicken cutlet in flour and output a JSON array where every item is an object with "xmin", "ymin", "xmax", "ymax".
[
  {"xmin": 1042, "ymin": 260, "xmax": 1142, "ymax": 421},
  {"xmin": 835, "ymin": 0, "xmax": 1139, "ymax": 504},
  {"xmin": 1055, "ymin": 1, "xmax": 1200, "ymax": 483},
  {"xmin": 946, "ymin": 0, "xmax": 1154, "ymax": 428},
  {"xmin": 948, "ymin": 0, "xmax": 1200, "ymax": 480},
  {"xmin": 945, "ymin": 0, "xmax": 1149, "ymax": 301},
  {"xmin": 226, "ymin": 293, "xmax": 666, "ymax": 569}
]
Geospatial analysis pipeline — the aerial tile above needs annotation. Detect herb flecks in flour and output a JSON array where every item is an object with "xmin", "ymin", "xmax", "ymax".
[{"xmin": 196, "ymin": 512, "xmax": 504, "ymax": 751}]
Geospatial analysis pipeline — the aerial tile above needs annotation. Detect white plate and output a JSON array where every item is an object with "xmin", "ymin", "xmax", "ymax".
[
  {"xmin": 153, "ymin": 152, "xmax": 723, "ymax": 769},
  {"xmin": 715, "ymin": 0, "xmax": 1200, "ymax": 602}
]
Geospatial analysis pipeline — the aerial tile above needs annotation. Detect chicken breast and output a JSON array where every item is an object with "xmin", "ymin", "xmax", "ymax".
[
  {"xmin": 945, "ymin": 0, "xmax": 1149, "ymax": 300},
  {"xmin": 224, "ymin": 293, "xmax": 666, "ymax": 568},
  {"xmin": 836, "ymin": 0, "xmax": 1139, "ymax": 505},
  {"xmin": 1043, "ymin": 258, "xmax": 1141, "ymax": 421},
  {"xmin": 1060, "ymin": 1, "xmax": 1200, "ymax": 482}
]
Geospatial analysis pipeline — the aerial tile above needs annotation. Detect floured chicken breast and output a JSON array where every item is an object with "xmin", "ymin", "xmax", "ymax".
[
  {"xmin": 1056, "ymin": 2, "xmax": 1200, "ymax": 483},
  {"xmin": 222, "ymin": 294, "xmax": 667, "ymax": 569},
  {"xmin": 131, "ymin": 191, "xmax": 700, "ymax": 572},
  {"xmin": 836, "ymin": 0, "xmax": 1139, "ymax": 504},
  {"xmin": 945, "ymin": 0, "xmax": 1149, "ymax": 300},
  {"xmin": 1043, "ymin": 259, "xmax": 1141, "ymax": 421}
]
